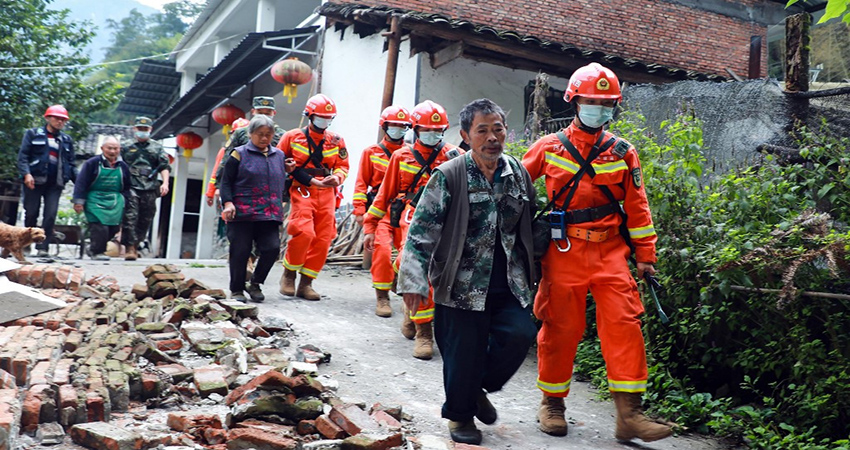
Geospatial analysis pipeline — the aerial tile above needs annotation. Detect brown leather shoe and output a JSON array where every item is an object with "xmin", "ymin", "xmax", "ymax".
[
  {"xmin": 279, "ymin": 269, "xmax": 297, "ymax": 296},
  {"xmin": 296, "ymin": 276, "xmax": 321, "ymax": 301},
  {"xmin": 412, "ymin": 321, "xmax": 433, "ymax": 360},
  {"xmin": 124, "ymin": 245, "xmax": 138, "ymax": 261},
  {"xmin": 400, "ymin": 305, "xmax": 416, "ymax": 340},
  {"xmin": 538, "ymin": 394, "xmax": 568, "ymax": 436},
  {"xmin": 612, "ymin": 391, "xmax": 675, "ymax": 442},
  {"xmin": 375, "ymin": 289, "xmax": 392, "ymax": 317}
]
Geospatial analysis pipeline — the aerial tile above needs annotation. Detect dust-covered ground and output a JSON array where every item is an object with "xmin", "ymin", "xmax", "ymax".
[{"xmin": 58, "ymin": 258, "xmax": 735, "ymax": 450}]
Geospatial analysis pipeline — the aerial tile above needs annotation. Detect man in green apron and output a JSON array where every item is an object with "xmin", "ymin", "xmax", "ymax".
[{"xmin": 73, "ymin": 136, "xmax": 131, "ymax": 260}]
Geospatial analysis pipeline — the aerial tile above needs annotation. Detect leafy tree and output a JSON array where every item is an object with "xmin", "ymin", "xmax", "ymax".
[
  {"xmin": 787, "ymin": 0, "xmax": 850, "ymax": 23},
  {"xmin": 87, "ymin": 0, "xmax": 203, "ymax": 124},
  {"xmin": 0, "ymin": 0, "xmax": 119, "ymax": 182}
]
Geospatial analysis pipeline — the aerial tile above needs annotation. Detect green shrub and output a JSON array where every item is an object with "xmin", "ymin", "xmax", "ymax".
[{"xmin": 597, "ymin": 110, "xmax": 850, "ymax": 448}]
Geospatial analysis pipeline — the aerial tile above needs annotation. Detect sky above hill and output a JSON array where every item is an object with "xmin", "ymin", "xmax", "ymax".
[{"xmin": 49, "ymin": 0, "xmax": 159, "ymax": 62}]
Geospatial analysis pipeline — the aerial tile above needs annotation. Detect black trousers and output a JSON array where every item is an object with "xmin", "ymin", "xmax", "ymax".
[
  {"xmin": 88, "ymin": 222, "xmax": 120, "ymax": 255},
  {"xmin": 22, "ymin": 183, "xmax": 63, "ymax": 251},
  {"xmin": 226, "ymin": 220, "xmax": 281, "ymax": 293},
  {"xmin": 434, "ymin": 291, "xmax": 537, "ymax": 422}
]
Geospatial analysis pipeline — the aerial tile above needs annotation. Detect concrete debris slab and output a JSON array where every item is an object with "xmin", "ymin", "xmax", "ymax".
[
  {"xmin": 0, "ymin": 277, "xmax": 65, "ymax": 324},
  {"xmin": 69, "ymin": 421, "xmax": 145, "ymax": 450},
  {"xmin": 0, "ymin": 259, "xmax": 21, "ymax": 274},
  {"xmin": 35, "ymin": 422, "xmax": 65, "ymax": 444}
]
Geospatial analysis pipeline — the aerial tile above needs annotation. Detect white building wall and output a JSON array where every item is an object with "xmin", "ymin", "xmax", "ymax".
[
  {"xmin": 319, "ymin": 29, "xmax": 420, "ymax": 202},
  {"xmin": 418, "ymin": 57, "xmax": 569, "ymax": 144}
]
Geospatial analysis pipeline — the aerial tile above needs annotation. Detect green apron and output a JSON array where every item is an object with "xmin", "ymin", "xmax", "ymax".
[{"xmin": 85, "ymin": 164, "xmax": 125, "ymax": 226}]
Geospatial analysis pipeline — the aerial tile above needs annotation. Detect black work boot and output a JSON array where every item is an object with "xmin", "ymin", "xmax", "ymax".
[
  {"xmin": 448, "ymin": 420, "xmax": 482, "ymax": 445},
  {"xmin": 231, "ymin": 291, "xmax": 247, "ymax": 303},
  {"xmin": 246, "ymin": 282, "xmax": 265, "ymax": 302}
]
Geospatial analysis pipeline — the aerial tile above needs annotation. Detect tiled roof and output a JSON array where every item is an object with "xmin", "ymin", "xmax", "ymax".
[
  {"xmin": 319, "ymin": 2, "xmax": 727, "ymax": 82},
  {"xmin": 77, "ymin": 124, "xmax": 135, "ymax": 158}
]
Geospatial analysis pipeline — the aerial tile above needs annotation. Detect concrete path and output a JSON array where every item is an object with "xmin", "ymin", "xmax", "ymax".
[{"xmin": 69, "ymin": 257, "xmax": 733, "ymax": 450}]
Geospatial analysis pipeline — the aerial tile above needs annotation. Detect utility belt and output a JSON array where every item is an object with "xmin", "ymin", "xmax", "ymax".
[
  {"xmin": 549, "ymin": 205, "xmax": 620, "ymax": 252},
  {"xmin": 563, "ymin": 201, "xmax": 621, "ymax": 224}
]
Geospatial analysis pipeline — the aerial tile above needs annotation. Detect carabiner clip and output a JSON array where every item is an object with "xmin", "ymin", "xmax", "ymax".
[
  {"xmin": 403, "ymin": 208, "xmax": 414, "ymax": 224},
  {"xmin": 297, "ymin": 186, "xmax": 311, "ymax": 199},
  {"xmin": 555, "ymin": 237, "xmax": 571, "ymax": 253}
]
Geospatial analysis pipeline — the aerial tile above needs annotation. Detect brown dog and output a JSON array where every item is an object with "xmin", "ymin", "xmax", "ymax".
[{"xmin": 0, "ymin": 223, "xmax": 47, "ymax": 264}]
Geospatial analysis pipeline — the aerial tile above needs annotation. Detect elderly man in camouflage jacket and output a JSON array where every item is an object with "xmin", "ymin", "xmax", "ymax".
[{"xmin": 396, "ymin": 98, "xmax": 538, "ymax": 446}]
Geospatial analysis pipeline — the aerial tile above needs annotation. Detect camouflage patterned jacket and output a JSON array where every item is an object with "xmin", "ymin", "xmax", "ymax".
[
  {"xmin": 121, "ymin": 139, "xmax": 171, "ymax": 191},
  {"xmin": 397, "ymin": 152, "xmax": 536, "ymax": 311}
]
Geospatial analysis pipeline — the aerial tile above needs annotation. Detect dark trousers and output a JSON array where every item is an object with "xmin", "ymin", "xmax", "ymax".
[
  {"xmin": 88, "ymin": 222, "xmax": 120, "ymax": 255},
  {"xmin": 22, "ymin": 183, "xmax": 63, "ymax": 251},
  {"xmin": 121, "ymin": 189, "xmax": 159, "ymax": 247},
  {"xmin": 226, "ymin": 220, "xmax": 281, "ymax": 293},
  {"xmin": 434, "ymin": 291, "xmax": 537, "ymax": 422}
]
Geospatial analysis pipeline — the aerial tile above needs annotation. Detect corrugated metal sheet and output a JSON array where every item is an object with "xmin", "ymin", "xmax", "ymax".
[
  {"xmin": 117, "ymin": 59, "xmax": 181, "ymax": 118},
  {"xmin": 152, "ymin": 27, "xmax": 319, "ymax": 139}
]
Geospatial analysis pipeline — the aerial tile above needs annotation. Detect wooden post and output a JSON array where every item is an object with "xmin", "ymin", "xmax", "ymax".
[
  {"xmin": 363, "ymin": 15, "xmax": 402, "ymax": 270},
  {"xmin": 785, "ymin": 12, "xmax": 810, "ymax": 125},
  {"xmin": 748, "ymin": 35, "xmax": 762, "ymax": 79},
  {"xmin": 380, "ymin": 15, "xmax": 402, "ymax": 127}
]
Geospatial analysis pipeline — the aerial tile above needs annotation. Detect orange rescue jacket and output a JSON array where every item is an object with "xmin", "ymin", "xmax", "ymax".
[
  {"xmin": 522, "ymin": 123, "xmax": 657, "ymax": 263},
  {"xmin": 352, "ymin": 138, "xmax": 405, "ymax": 216},
  {"xmin": 363, "ymin": 141, "xmax": 462, "ymax": 235}
]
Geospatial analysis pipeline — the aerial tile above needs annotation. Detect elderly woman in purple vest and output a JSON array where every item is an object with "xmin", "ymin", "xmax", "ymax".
[{"xmin": 219, "ymin": 115, "xmax": 309, "ymax": 302}]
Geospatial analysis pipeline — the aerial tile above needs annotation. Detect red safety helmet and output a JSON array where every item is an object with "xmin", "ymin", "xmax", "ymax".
[
  {"xmin": 564, "ymin": 63, "xmax": 623, "ymax": 103},
  {"xmin": 303, "ymin": 94, "xmax": 337, "ymax": 118},
  {"xmin": 411, "ymin": 100, "xmax": 449, "ymax": 130},
  {"xmin": 231, "ymin": 117, "xmax": 250, "ymax": 132},
  {"xmin": 44, "ymin": 105, "xmax": 70, "ymax": 120},
  {"xmin": 379, "ymin": 105, "xmax": 412, "ymax": 127}
]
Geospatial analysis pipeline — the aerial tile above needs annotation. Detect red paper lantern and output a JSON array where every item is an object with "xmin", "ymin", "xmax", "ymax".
[
  {"xmin": 211, "ymin": 104, "xmax": 245, "ymax": 136},
  {"xmin": 270, "ymin": 57, "xmax": 313, "ymax": 104},
  {"xmin": 176, "ymin": 131, "xmax": 203, "ymax": 158}
]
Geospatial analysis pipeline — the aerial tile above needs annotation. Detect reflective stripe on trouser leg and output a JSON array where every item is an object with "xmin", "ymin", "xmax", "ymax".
[
  {"xmin": 283, "ymin": 187, "xmax": 317, "ymax": 270},
  {"xmin": 298, "ymin": 187, "xmax": 337, "ymax": 279},
  {"xmin": 371, "ymin": 218, "xmax": 401, "ymax": 290},
  {"xmin": 593, "ymin": 237, "xmax": 648, "ymax": 390},
  {"xmin": 397, "ymin": 212, "xmax": 433, "ymax": 323},
  {"xmin": 535, "ymin": 248, "xmax": 589, "ymax": 398}
]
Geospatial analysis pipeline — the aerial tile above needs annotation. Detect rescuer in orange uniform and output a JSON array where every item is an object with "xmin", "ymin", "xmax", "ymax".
[
  {"xmin": 364, "ymin": 100, "xmax": 462, "ymax": 360},
  {"xmin": 523, "ymin": 63, "xmax": 675, "ymax": 442},
  {"xmin": 353, "ymin": 106, "xmax": 413, "ymax": 318},
  {"xmin": 278, "ymin": 94, "xmax": 349, "ymax": 300},
  {"xmin": 206, "ymin": 117, "xmax": 250, "ymax": 206}
]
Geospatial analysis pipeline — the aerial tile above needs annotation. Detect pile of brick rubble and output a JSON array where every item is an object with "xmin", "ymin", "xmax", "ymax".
[{"xmin": 0, "ymin": 263, "xmax": 489, "ymax": 450}]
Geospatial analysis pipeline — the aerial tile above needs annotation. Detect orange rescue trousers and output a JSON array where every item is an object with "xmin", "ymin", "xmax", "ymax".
[
  {"xmin": 283, "ymin": 184, "xmax": 337, "ymax": 279},
  {"xmin": 374, "ymin": 205, "xmax": 434, "ymax": 324},
  {"xmin": 535, "ymin": 235, "xmax": 648, "ymax": 397}
]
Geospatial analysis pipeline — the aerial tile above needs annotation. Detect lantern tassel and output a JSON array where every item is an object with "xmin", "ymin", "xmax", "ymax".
[
  {"xmin": 283, "ymin": 84, "xmax": 298, "ymax": 104},
  {"xmin": 222, "ymin": 124, "xmax": 231, "ymax": 137},
  {"xmin": 182, "ymin": 148, "xmax": 194, "ymax": 159}
]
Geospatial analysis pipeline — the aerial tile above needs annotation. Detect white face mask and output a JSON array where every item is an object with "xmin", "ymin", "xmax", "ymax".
[
  {"xmin": 135, "ymin": 130, "xmax": 151, "ymax": 140},
  {"xmin": 418, "ymin": 130, "xmax": 444, "ymax": 147},
  {"xmin": 312, "ymin": 116, "xmax": 333, "ymax": 130},
  {"xmin": 578, "ymin": 105, "xmax": 615, "ymax": 129},
  {"xmin": 385, "ymin": 126, "xmax": 407, "ymax": 141}
]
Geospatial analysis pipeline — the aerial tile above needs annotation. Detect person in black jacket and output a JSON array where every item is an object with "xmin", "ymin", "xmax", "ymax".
[{"xmin": 17, "ymin": 105, "xmax": 78, "ymax": 257}]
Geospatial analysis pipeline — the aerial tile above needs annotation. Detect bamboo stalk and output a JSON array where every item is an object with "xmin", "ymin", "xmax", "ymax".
[{"xmin": 730, "ymin": 285, "xmax": 850, "ymax": 300}]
